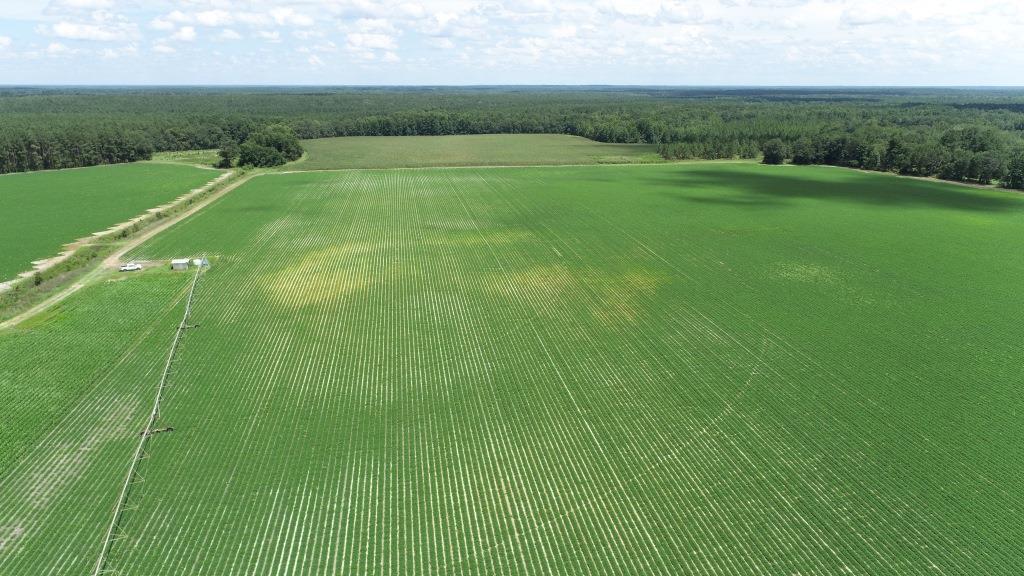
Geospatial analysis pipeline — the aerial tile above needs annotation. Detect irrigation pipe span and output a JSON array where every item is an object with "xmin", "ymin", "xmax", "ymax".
[{"xmin": 92, "ymin": 257, "xmax": 205, "ymax": 576}]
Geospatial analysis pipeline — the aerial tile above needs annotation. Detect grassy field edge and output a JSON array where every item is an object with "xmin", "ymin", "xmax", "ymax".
[{"xmin": 0, "ymin": 170, "xmax": 242, "ymax": 324}]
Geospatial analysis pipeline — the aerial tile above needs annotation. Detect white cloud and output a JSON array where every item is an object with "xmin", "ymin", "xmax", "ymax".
[
  {"xmin": 346, "ymin": 33, "xmax": 397, "ymax": 51},
  {"xmin": 196, "ymin": 10, "xmax": 233, "ymax": 27},
  {"xmin": 427, "ymin": 37, "xmax": 455, "ymax": 49},
  {"xmin": 166, "ymin": 11, "xmax": 191, "ymax": 24},
  {"xmin": 300, "ymin": 41, "xmax": 338, "ymax": 54},
  {"xmin": 150, "ymin": 18, "xmax": 175, "ymax": 31},
  {"xmin": 269, "ymin": 8, "xmax": 314, "ymax": 27},
  {"xmin": 599, "ymin": 0, "xmax": 662, "ymax": 19},
  {"xmin": 840, "ymin": 8, "xmax": 897, "ymax": 28},
  {"xmin": 353, "ymin": 18, "xmax": 397, "ymax": 33},
  {"xmin": 396, "ymin": 3, "xmax": 426, "ymax": 18},
  {"xmin": 46, "ymin": 42, "xmax": 69, "ymax": 54},
  {"xmin": 258, "ymin": 30, "xmax": 282, "ymax": 42},
  {"xmin": 235, "ymin": 12, "xmax": 273, "ymax": 27},
  {"xmin": 99, "ymin": 44, "xmax": 136, "ymax": 59},
  {"xmin": 742, "ymin": 0, "xmax": 811, "ymax": 7},
  {"xmin": 308, "ymin": 54, "xmax": 324, "ymax": 66},
  {"xmin": 170, "ymin": 26, "xmax": 197, "ymax": 42},
  {"xmin": 550, "ymin": 25, "xmax": 576, "ymax": 39},
  {"xmin": 294, "ymin": 29, "xmax": 324, "ymax": 40},
  {"xmin": 0, "ymin": 37, "xmax": 11, "ymax": 50},
  {"xmin": 5, "ymin": 0, "xmax": 1023, "ymax": 84},
  {"xmin": 52, "ymin": 20, "xmax": 136, "ymax": 42},
  {"xmin": 661, "ymin": 1, "xmax": 705, "ymax": 23},
  {"xmin": 47, "ymin": 0, "xmax": 113, "ymax": 9}
]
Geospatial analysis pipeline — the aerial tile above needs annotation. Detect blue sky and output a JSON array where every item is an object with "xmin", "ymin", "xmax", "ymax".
[{"xmin": 0, "ymin": 0, "xmax": 1021, "ymax": 85}]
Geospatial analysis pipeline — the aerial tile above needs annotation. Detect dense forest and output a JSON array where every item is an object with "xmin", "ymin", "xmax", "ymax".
[{"xmin": 1, "ymin": 87, "xmax": 1023, "ymax": 188}]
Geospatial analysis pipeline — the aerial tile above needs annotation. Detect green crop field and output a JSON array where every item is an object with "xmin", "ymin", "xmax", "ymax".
[
  {"xmin": 2, "ymin": 162, "xmax": 1023, "ymax": 574},
  {"xmin": 293, "ymin": 134, "xmax": 661, "ymax": 170},
  {"xmin": 0, "ymin": 163, "xmax": 221, "ymax": 282},
  {"xmin": 0, "ymin": 268, "xmax": 196, "ymax": 569}
]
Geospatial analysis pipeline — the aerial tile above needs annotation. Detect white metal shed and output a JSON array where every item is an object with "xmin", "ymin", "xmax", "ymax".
[{"xmin": 170, "ymin": 259, "xmax": 190, "ymax": 271}]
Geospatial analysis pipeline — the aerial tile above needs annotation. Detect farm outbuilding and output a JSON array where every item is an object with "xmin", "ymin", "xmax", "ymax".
[{"xmin": 170, "ymin": 259, "xmax": 190, "ymax": 271}]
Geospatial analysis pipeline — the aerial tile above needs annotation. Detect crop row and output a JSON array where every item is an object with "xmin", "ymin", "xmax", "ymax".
[
  {"xmin": 107, "ymin": 165, "xmax": 1024, "ymax": 574},
  {"xmin": 0, "ymin": 271, "xmax": 193, "ymax": 574},
  {"xmin": 4, "ymin": 163, "xmax": 1023, "ymax": 574}
]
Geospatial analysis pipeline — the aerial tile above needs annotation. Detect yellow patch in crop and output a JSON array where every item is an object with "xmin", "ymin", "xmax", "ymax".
[
  {"xmin": 506, "ymin": 263, "xmax": 574, "ymax": 296},
  {"xmin": 490, "ymin": 264, "xmax": 667, "ymax": 327},
  {"xmin": 590, "ymin": 270, "xmax": 665, "ymax": 326},
  {"xmin": 260, "ymin": 245, "xmax": 373, "ymax": 308}
]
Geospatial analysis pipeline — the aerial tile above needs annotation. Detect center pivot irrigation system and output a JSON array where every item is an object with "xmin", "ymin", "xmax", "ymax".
[{"xmin": 92, "ymin": 257, "xmax": 207, "ymax": 576}]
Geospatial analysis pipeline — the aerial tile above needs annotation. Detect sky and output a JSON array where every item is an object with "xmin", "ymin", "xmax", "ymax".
[{"xmin": 0, "ymin": 0, "xmax": 1022, "ymax": 86}]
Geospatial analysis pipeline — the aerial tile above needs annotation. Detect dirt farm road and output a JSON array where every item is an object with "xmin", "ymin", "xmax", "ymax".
[{"xmin": 1, "ymin": 170, "xmax": 255, "ymax": 331}]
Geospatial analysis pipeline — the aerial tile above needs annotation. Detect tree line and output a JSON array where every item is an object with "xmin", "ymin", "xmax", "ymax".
[
  {"xmin": 757, "ymin": 124, "xmax": 1024, "ymax": 189},
  {"xmin": 217, "ymin": 124, "xmax": 303, "ymax": 168},
  {"xmin": 1, "ymin": 87, "xmax": 1022, "ymax": 189}
]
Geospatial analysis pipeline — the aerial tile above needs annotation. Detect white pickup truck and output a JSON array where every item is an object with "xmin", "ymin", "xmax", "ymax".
[{"xmin": 119, "ymin": 262, "xmax": 143, "ymax": 272}]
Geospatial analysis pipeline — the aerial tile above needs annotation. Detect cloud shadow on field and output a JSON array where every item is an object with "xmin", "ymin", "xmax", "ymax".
[
  {"xmin": 647, "ymin": 167, "xmax": 1024, "ymax": 213},
  {"xmin": 682, "ymin": 195, "xmax": 787, "ymax": 208}
]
